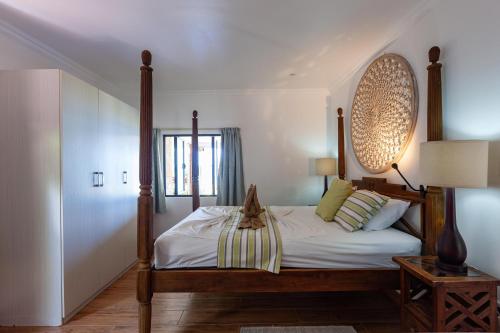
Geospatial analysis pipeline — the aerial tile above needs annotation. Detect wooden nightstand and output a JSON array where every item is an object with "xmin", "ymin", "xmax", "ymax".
[{"xmin": 393, "ymin": 256, "xmax": 499, "ymax": 332}]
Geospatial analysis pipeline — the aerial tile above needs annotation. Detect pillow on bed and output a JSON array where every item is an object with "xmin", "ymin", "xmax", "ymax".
[
  {"xmin": 334, "ymin": 190, "xmax": 388, "ymax": 232},
  {"xmin": 315, "ymin": 179, "xmax": 353, "ymax": 221},
  {"xmin": 363, "ymin": 198, "xmax": 411, "ymax": 231}
]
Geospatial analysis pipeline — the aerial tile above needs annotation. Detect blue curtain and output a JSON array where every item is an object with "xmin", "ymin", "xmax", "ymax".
[
  {"xmin": 217, "ymin": 128, "xmax": 245, "ymax": 206},
  {"xmin": 152, "ymin": 128, "xmax": 167, "ymax": 213}
]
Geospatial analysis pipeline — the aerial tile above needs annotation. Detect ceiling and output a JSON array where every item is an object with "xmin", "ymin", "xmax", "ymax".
[{"xmin": 0, "ymin": 0, "xmax": 425, "ymax": 103}]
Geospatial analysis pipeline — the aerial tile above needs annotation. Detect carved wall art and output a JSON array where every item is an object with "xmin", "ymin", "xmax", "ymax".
[{"xmin": 350, "ymin": 53, "xmax": 418, "ymax": 173}]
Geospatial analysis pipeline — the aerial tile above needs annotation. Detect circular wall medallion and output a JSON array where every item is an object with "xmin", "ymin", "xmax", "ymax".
[{"xmin": 350, "ymin": 53, "xmax": 418, "ymax": 173}]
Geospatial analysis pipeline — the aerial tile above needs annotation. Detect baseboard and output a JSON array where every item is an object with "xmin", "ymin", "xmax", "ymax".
[{"xmin": 62, "ymin": 260, "xmax": 137, "ymax": 324}]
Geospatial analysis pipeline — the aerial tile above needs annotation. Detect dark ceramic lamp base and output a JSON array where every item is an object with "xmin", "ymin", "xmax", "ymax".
[
  {"xmin": 436, "ymin": 187, "xmax": 468, "ymax": 275},
  {"xmin": 436, "ymin": 259, "xmax": 468, "ymax": 274}
]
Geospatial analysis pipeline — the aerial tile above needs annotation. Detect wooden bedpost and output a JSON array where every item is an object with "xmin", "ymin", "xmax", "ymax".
[
  {"xmin": 337, "ymin": 107, "xmax": 346, "ymax": 180},
  {"xmin": 424, "ymin": 46, "xmax": 445, "ymax": 255},
  {"xmin": 137, "ymin": 50, "xmax": 153, "ymax": 333},
  {"xmin": 192, "ymin": 110, "xmax": 200, "ymax": 211}
]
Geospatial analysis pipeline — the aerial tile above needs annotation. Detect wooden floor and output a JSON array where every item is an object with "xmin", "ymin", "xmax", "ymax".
[{"xmin": 1, "ymin": 266, "xmax": 401, "ymax": 333}]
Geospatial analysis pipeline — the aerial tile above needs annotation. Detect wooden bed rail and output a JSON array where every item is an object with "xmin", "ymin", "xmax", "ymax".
[
  {"xmin": 152, "ymin": 268, "xmax": 399, "ymax": 293},
  {"xmin": 137, "ymin": 50, "xmax": 153, "ymax": 333}
]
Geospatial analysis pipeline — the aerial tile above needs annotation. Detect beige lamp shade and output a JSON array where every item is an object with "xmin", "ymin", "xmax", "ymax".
[
  {"xmin": 315, "ymin": 158, "xmax": 337, "ymax": 176},
  {"xmin": 420, "ymin": 140, "xmax": 500, "ymax": 188}
]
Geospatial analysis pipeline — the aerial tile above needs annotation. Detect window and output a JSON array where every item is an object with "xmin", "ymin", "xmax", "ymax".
[{"xmin": 163, "ymin": 134, "xmax": 221, "ymax": 196}]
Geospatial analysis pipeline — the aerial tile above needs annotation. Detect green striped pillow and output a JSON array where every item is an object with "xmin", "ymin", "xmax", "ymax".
[{"xmin": 334, "ymin": 190, "xmax": 388, "ymax": 232}]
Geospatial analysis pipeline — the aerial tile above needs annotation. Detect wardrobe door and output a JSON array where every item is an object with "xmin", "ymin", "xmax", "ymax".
[
  {"xmin": 118, "ymin": 100, "xmax": 139, "ymax": 267},
  {"xmin": 61, "ymin": 71, "xmax": 100, "ymax": 318},
  {"xmin": 97, "ymin": 91, "xmax": 126, "ymax": 286},
  {"xmin": 0, "ymin": 70, "xmax": 62, "ymax": 326}
]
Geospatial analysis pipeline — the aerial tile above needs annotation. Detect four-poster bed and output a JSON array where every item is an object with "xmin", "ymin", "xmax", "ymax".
[{"xmin": 136, "ymin": 47, "xmax": 446, "ymax": 332}]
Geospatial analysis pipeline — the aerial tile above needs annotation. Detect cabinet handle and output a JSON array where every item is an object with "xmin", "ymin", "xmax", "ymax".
[
  {"xmin": 93, "ymin": 172, "xmax": 100, "ymax": 187},
  {"xmin": 122, "ymin": 171, "xmax": 128, "ymax": 184},
  {"xmin": 99, "ymin": 172, "xmax": 104, "ymax": 187}
]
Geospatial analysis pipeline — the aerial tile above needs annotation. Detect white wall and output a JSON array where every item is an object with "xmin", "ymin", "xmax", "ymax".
[
  {"xmin": 330, "ymin": 0, "xmax": 500, "ymax": 283},
  {"xmin": 153, "ymin": 89, "xmax": 332, "ymax": 235}
]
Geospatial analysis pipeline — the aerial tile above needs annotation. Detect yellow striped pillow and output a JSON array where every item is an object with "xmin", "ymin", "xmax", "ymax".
[{"xmin": 334, "ymin": 190, "xmax": 388, "ymax": 232}]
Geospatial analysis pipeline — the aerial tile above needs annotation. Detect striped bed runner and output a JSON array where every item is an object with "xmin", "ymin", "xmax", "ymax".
[{"xmin": 217, "ymin": 206, "xmax": 282, "ymax": 274}]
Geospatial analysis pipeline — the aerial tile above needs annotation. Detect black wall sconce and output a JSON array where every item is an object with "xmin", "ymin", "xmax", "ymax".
[{"xmin": 391, "ymin": 163, "xmax": 426, "ymax": 197}]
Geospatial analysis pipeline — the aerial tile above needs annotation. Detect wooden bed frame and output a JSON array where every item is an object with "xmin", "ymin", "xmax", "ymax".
[{"xmin": 136, "ymin": 47, "xmax": 446, "ymax": 332}]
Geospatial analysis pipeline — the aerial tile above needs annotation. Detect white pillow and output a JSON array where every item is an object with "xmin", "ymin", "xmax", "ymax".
[{"xmin": 362, "ymin": 198, "xmax": 410, "ymax": 231}]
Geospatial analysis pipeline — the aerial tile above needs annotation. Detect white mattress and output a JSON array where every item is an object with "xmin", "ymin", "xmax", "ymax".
[{"xmin": 154, "ymin": 206, "xmax": 421, "ymax": 269}]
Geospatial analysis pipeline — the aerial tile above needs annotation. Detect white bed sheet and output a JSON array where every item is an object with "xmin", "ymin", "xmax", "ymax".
[{"xmin": 154, "ymin": 206, "xmax": 421, "ymax": 269}]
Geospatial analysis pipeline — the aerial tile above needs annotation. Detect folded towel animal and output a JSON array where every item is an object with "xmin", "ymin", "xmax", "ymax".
[{"xmin": 239, "ymin": 184, "xmax": 266, "ymax": 229}]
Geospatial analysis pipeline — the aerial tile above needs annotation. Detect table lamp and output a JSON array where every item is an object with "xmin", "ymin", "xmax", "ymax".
[
  {"xmin": 420, "ymin": 140, "xmax": 499, "ymax": 273},
  {"xmin": 315, "ymin": 158, "xmax": 337, "ymax": 197}
]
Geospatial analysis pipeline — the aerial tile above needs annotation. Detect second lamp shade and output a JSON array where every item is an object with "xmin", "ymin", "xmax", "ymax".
[{"xmin": 315, "ymin": 158, "xmax": 337, "ymax": 176}]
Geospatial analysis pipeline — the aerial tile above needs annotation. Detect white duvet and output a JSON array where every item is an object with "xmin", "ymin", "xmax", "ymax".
[{"xmin": 154, "ymin": 206, "xmax": 421, "ymax": 269}]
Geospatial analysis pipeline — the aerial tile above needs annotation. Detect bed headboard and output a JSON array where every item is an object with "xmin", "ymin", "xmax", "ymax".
[
  {"xmin": 336, "ymin": 46, "xmax": 445, "ymax": 255},
  {"xmin": 352, "ymin": 176, "xmax": 426, "ymax": 245}
]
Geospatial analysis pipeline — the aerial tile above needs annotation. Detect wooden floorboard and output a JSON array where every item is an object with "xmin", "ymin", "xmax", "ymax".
[{"xmin": 1, "ymin": 266, "xmax": 401, "ymax": 333}]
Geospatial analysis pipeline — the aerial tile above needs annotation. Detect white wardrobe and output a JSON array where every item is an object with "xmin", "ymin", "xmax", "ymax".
[{"xmin": 0, "ymin": 69, "xmax": 139, "ymax": 326}]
